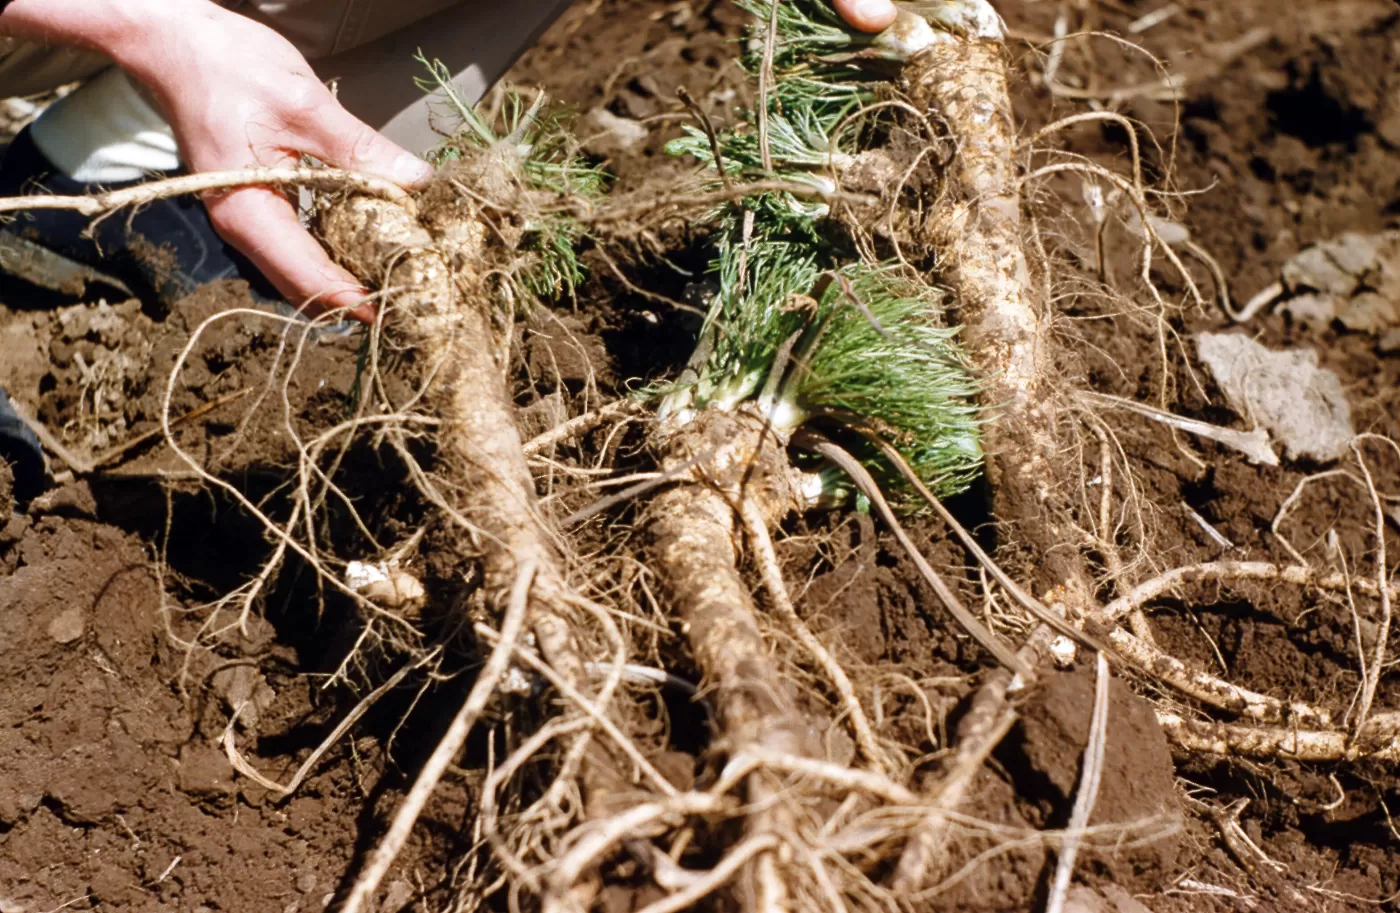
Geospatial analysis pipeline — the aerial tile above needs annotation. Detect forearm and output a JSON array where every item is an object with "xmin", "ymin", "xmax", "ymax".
[{"xmin": 0, "ymin": 0, "xmax": 220, "ymax": 76}]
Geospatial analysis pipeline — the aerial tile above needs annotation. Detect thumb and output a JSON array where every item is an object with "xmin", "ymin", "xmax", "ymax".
[
  {"xmin": 831, "ymin": 0, "xmax": 897, "ymax": 32},
  {"xmin": 308, "ymin": 103, "xmax": 436, "ymax": 190}
]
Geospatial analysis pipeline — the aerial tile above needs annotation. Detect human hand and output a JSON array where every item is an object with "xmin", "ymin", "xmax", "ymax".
[
  {"xmin": 109, "ymin": 0, "xmax": 434, "ymax": 323},
  {"xmin": 830, "ymin": 0, "xmax": 898, "ymax": 32}
]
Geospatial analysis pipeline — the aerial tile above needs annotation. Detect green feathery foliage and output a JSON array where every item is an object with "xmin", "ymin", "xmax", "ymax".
[
  {"xmin": 662, "ymin": 0, "xmax": 986, "ymax": 500},
  {"xmin": 789, "ymin": 265, "xmax": 983, "ymax": 496},
  {"xmin": 735, "ymin": 0, "xmax": 859, "ymax": 67},
  {"xmin": 668, "ymin": 231, "xmax": 981, "ymax": 496},
  {"xmin": 687, "ymin": 231, "xmax": 823, "ymax": 413},
  {"xmin": 664, "ymin": 0, "xmax": 885, "ymax": 229},
  {"xmin": 414, "ymin": 53, "xmax": 606, "ymax": 299}
]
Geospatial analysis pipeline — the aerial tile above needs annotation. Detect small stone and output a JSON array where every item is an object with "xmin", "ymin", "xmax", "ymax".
[
  {"xmin": 295, "ymin": 873, "xmax": 318, "ymax": 894},
  {"xmin": 177, "ymin": 741, "xmax": 236, "ymax": 798},
  {"xmin": 1339, "ymin": 291, "xmax": 1400, "ymax": 335},
  {"xmin": 89, "ymin": 862, "xmax": 134, "ymax": 903},
  {"xmin": 1279, "ymin": 292, "xmax": 1336, "ymax": 326},
  {"xmin": 579, "ymin": 107, "xmax": 649, "ymax": 156},
  {"xmin": 0, "ymin": 513, "xmax": 27, "ymax": 546},
  {"xmin": 1101, "ymin": 884, "xmax": 1154, "ymax": 913},
  {"xmin": 1273, "ymin": 231, "xmax": 1400, "ymax": 337},
  {"xmin": 28, "ymin": 481, "xmax": 98, "ymax": 519},
  {"xmin": 379, "ymin": 879, "xmax": 413, "ymax": 913},
  {"xmin": 1062, "ymin": 886, "xmax": 1107, "ymax": 913},
  {"xmin": 211, "ymin": 665, "xmax": 275, "ymax": 731},
  {"xmin": 47, "ymin": 606, "xmax": 85, "ymax": 644},
  {"xmin": 1378, "ymin": 104, "xmax": 1400, "ymax": 147},
  {"xmin": 1197, "ymin": 332, "xmax": 1354, "ymax": 462},
  {"xmin": 1281, "ymin": 231, "xmax": 1386, "ymax": 296}
]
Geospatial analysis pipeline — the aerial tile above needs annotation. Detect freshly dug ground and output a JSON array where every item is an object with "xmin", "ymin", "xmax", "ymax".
[{"xmin": 1, "ymin": 0, "xmax": 1399, "ymax": 911}]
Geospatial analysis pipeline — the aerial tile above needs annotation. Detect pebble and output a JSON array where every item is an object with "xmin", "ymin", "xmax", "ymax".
[{"xmin": 46, "ymin": 606, "xmax": 85, "ymax": 644}]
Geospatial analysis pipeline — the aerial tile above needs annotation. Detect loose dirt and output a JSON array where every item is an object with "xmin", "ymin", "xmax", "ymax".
[{"xmin": 1, "ymin": 1, "xmax": 1398, "ymax": 911}]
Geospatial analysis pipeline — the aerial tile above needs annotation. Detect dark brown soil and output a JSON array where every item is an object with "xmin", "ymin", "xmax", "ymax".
[{"xmin": 1, "ymin": 0, "xmax": 1398, "ymax": 911}]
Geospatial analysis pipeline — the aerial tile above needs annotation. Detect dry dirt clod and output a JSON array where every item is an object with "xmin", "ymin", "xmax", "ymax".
[
  {"xmin": 999, "ymin": 667, "xmax": 1185, "ymax": 888},
  {"xmin": 579, "ymin": 107, "xmax": 649, "ymax": 156},
  {"xmin": 1276, "ymin": 230, "xmax": 1400, "ymax": 336},
  {"xmin": 45, "ymin": 605, "xmax": 84, "ymax": 644},
  {"xmin": 1196, "ymin": 332, "xmax": 1355, "ymax": 462}
]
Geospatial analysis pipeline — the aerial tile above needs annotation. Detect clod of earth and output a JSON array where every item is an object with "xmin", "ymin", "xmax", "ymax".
[
  {"xmin": 1196, "ymin": 331, "xmax": 1355, "ymax": 462},
  {"xmin": 1277, "ymin": 230, "xmax": 1400, "ymax": 336}
]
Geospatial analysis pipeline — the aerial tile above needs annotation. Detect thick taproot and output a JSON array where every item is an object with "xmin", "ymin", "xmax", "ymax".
[
  {"xmin": 647, "ymin": 409, "xmax": 808, "ymax": 751},
  {"xmin": 905, "ymin": 39, "xmax": 1091, "ymax": 604}
]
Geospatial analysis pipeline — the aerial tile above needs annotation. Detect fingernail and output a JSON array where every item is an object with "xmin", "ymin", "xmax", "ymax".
[
  {"xmin": 392, "ymin": 153, "xmax": 434, "ymax": 188},
  {"xmin": 853, "ymin": 0, "xmax": 895, "ymax": 27}
]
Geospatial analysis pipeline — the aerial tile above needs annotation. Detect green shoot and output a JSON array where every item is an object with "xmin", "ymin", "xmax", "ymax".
[
  {"xmin": 735, "ymin": 0, "xmax": 860, "ymax": 70},
  {"xmin": 789, "ymin": 265, "xmax": 983, "ymax": 496},
  {"xmin": 413, "ymin": 52, "xmax": 607, "ymax": 299},
  {"xmin": 688, "ymin": 232, "xmax": 824, "ymax": 413},
  {"xmin": 663, "ymin": 233, "xmax": 981, "ymax": 497},
  {"xmin": 661, "ymin": 0, "xmax": 987, "ymax": 499}
]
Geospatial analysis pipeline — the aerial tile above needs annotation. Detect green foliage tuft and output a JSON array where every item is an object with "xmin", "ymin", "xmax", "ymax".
[
  {"xmin": 661, "ymin": 0, "xmax": 986, "ymax": 499},
  {"xmin": 413, "ymin": 52, "xmax": 606, "ymax": 300},
  {"xmin": 791, "ymin": 264, "xmax": 983, "ymax": 497},
  {"xmin": 661, "ymin": 227, "xmax": 981, "ymax": 496},
  {"xmin": 734, "ymin": 0, "xmax": 860, "ymax": 69},
  {"xmin": 687, "ymin": 231, "xmax": 824, "ymax": 413},
  {"xmin": 663, "ymin": 0, "xmax": 885, "ymax": 234}
]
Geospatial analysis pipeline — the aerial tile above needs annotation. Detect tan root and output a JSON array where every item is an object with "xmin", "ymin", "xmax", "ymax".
[
  {"xmin": 317, "ymin": 189, "xmax": 629, "ymax": 906},
  {"xmin": 891, "ymin": 21, "xmax": 1103, "ymax": 891},
  {"xmin": 645, "ymin": 408, "xmax": 815, "ymax": 911}
]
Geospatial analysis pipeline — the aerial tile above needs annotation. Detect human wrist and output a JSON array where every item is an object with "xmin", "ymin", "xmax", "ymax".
[
  {"xmin": 0, "ymin": 0, "xmax": 202, "ymax": 57},
  {"xmin": 98, "ymin": 0, "xmax": 226, "ymax": 88}
]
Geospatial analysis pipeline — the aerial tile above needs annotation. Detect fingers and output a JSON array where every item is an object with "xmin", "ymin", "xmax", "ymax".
[
  {"xmin": 304, "ymin": 103, "xmax": 435, "ymax": 190},
  {"xmin": 831, "ymin": 0, "xmax": 897, "ymax": 32},
  {"xmin": 205, "ymin": 186, "xmax": 375, "ymax": 323}
]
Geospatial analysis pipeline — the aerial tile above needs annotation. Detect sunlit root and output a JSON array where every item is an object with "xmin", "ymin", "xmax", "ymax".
[
  {"xmin": 1158, "ymin": 712, "xmax": 1400, "ymax": 763},
  {"xmin": 646, "ymin": 409, "xmax": 815, "ymax": 911},
  {"xmin": 318, "ymin": 191, "xmax": 615, "ymax": 908}
]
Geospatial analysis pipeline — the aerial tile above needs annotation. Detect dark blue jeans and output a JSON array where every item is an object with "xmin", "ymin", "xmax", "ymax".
[{"xmin": 0, "ymin": 386, "xmax": 46, "ymax": 502}]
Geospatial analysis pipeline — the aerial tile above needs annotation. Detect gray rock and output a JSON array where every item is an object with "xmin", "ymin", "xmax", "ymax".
[
  {"xmin": 578, "ymin": 107, "xmax": 648, "ymax": 157},
  {"xmin": 1197, "ymin": 332, "xmax": 1354, "ymax": 462},
  {"xmin": 1277, "ymin": 231, "xmax": 1400, "ymax": 337},
  {"xmin": 46, "ymin": 605, "xmax": 84, "ymax": 644}
]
